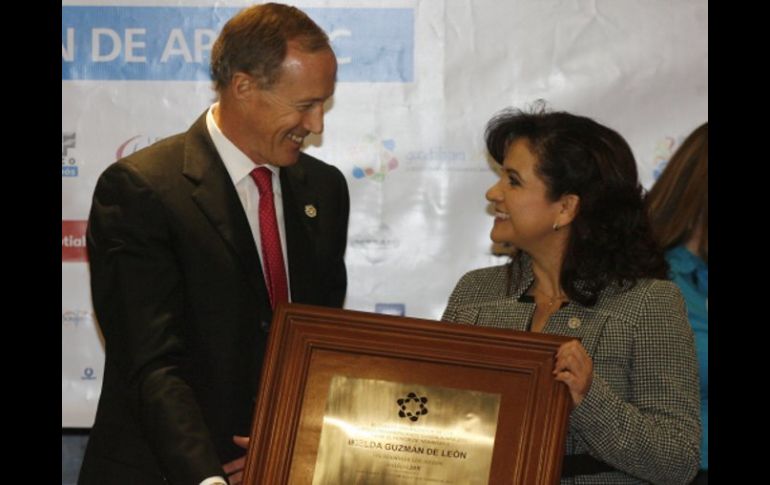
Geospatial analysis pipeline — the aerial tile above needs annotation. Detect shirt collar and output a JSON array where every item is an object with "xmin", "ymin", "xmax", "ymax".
[{"xmin": 205, "ymin": 103, "xmax": 280, "ymax": 185}]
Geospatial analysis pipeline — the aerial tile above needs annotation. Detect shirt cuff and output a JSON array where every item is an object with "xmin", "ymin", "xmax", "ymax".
[{"xmin": 199, "ymin": 476, "xmax": 228, "ymax": 485}]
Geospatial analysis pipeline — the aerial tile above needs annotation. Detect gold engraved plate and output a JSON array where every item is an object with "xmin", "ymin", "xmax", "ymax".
[{"xmin": 312, "ymin": 376, "xmax": 501, "ymax": 485}]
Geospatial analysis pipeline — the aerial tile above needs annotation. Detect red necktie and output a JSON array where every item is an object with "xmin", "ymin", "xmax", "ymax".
[{"xmin": 250, "ymin": 167, "xmax": 289, "ymax": 310}]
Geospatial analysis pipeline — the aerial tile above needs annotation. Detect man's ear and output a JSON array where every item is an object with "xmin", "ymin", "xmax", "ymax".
[{"xmin": 230, "ymin": 72, "xmax": 256, "ymax": 101}]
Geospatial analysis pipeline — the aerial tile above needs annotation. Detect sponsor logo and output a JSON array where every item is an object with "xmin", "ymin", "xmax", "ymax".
[
  {"xmin": 375, "ymin": 303, "xmax": 405, "ymax": 316},
  {"xmin": 351, "ymin": 136, "xmax": 399, "ymax": 181},
  {"xmin": 62, "ymin": 310, "xmax": 94, "ymax": 327},
  {"xmin": 403, "ymin": 146, "xmax": 486, "ymax": 172},
  {"xmin": 62, "ymin": 221, "xmax": 88, "ymax": 262},
  {"xmin": 350, "ymin": 224, "xmax": 400, "ymax": 264},
  {"xmin": 651, "ymin": 136, "xmax": 678, "ymax": 181},
  {"xmin": 62, "ymin": 7, "xmax": 413, "ymax": 82},
  {"xmin": 116, "ymin": 134, "xmax": 163, "ymax": 159},
  {"xmin": 81, "ymin": 367, "xmax": 97, "ymax": 380},
  {"xmin": 62, "ymin": 132, "xmax": 79, "ymax": 177}
]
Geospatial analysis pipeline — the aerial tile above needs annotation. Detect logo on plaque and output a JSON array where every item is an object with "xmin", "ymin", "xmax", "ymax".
[{"xmin": 397, "ymin": 392, "xmax": 429, "ymax": 422}]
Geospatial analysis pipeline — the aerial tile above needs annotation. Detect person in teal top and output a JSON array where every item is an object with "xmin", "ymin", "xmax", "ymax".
[
  {"xmin": 646, "ymin": 122, "xmax": 708, "ymax": 484},
  {"xmin": 667, "ymin": 245, "xmax": 708, "ymax": 464}
]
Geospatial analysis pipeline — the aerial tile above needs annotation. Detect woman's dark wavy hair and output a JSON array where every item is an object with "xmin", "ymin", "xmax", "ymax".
[{"xmin": 486, "ymin": 103, "xmax": 668, "ymax": 306}]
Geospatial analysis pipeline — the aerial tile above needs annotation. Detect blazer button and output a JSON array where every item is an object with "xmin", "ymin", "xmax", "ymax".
[
  {"xmin": 260, "ymin": 320, "xmax": 271, "ymax": 332},
  {"xmin": 567, "ymin": 317, "xmax": 581, "ymax": 329}
]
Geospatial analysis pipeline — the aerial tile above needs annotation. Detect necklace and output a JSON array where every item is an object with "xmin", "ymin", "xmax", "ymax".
[{"xmin": 531, "ymin": 287, "xmax": 568, "ymax": 307}]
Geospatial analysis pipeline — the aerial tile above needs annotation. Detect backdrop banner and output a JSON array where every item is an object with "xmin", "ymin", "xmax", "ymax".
[{"xmin": 62, "ymin": 0, "xmax": 708, "ymax": 427}]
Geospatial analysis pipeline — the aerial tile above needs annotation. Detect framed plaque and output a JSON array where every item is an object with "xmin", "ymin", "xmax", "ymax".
[{"xmin": 244, "ymin": 303, "xmax": 573, "ymax": 484}]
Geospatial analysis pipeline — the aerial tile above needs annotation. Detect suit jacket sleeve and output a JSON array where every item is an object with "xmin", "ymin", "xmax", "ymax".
[
  {"xmin": 568, "ymin": 280, "xmax": 701, "ymax": 485},
  {"xmin": 87, "ymin": 161, "xmax": 224, "ymax": 484}
]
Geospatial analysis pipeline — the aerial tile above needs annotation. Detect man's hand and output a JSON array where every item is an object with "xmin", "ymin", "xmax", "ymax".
[{"xmin": 222, "ymin": 435, "xmax": 250, "ymax": 485}]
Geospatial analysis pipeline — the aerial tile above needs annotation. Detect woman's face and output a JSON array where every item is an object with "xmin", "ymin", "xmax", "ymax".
[{"xmin": 486, "ymin": 138, "xmax": 564, "ymax": 251}]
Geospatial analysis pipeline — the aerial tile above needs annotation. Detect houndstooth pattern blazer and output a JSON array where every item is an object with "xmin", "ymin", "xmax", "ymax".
[{"xmin": 442, "ymin": 257, "xmax": 701, "ymax": 485}]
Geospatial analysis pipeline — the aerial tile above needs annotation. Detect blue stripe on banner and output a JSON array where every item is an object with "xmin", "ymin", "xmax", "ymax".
[{"xmin": 61, "ymin": 7, "xmax": 413, "ymax": 82}]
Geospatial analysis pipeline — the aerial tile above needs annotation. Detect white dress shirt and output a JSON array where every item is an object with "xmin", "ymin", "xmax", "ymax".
[
  {"xmin": 206, "ymin": 104, "xmax": 292, "ymax": 300},
  {"xmin": 198, "ymin": 105, "xmax": 293, "ymax": 485}
]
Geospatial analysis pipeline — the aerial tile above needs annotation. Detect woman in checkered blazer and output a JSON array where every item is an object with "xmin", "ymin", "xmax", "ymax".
[{"xmin": 442, "ymin": 105, "xmax": 701, "ymax": 484}]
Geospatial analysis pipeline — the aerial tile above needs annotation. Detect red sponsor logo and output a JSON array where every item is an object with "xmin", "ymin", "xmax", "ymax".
[
  {"xmin": 62, "ymin": 220, "xmax": 88, "ymax": 262},
  {"xmin": 116, "ymin": 135, "xmax": 162, "ymax": 160}
]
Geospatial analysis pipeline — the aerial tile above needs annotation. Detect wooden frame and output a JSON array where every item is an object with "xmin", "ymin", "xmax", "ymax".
[{"xmin": 244, "ymin": 303, "xmax": 572, "ymax": 484}]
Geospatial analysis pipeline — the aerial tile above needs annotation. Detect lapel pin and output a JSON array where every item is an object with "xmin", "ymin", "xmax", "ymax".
[
  {"xmin": 304, "ymin": 204, "xmax": 317, "ymax": 218},
  {"xmin": 567, "ymin": 317, "xmax": 581, "ymax": 329}
]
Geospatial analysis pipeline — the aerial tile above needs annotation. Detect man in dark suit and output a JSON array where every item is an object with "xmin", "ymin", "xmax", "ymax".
[{"xmin": 79, "ymin": 4, "xmax": 348, "ymax": 484}]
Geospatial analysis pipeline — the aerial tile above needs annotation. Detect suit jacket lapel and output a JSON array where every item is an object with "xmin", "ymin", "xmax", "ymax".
[
  {"xmin": 452, "ymin": 258, "xmax": 536, "ymax": 331},
  {"xmin": 181, "ymin": 113, "xmax": 270, "ymax": 307},
  {"xmin": 280, "ymin": 156, "xmax": 318, "ymax": 303}
]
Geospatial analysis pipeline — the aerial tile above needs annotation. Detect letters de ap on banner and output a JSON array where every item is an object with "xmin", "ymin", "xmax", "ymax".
[{"xmin": 62, "ymin": 6, "xmax": 414, "ymax": 82}]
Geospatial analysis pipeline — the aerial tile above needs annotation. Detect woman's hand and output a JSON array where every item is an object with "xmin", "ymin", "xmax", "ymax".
[{"xmin": 553, "ymin": 340, "xmax": 594, "ymax": 406}]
